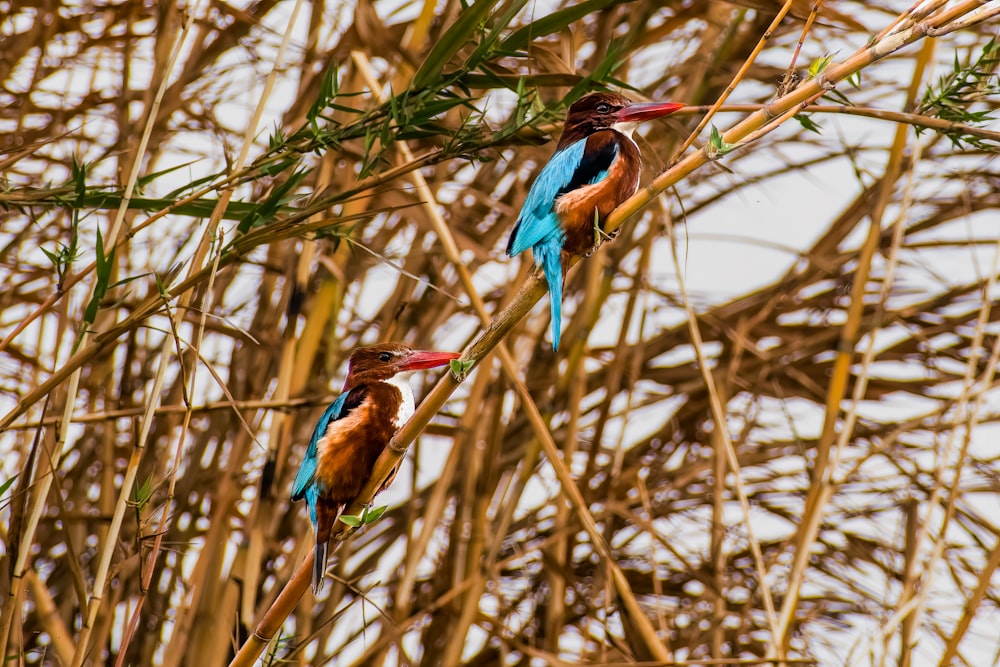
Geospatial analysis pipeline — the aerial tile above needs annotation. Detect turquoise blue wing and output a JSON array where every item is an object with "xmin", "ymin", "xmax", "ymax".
[
  {"xmin": 506, "ymin": 135, "xmax": 619, "ymax": 256},
  {"xmin": 506, "ymin": 139, "xmax": 586, "ymax": 256},
  {"xmin": 291, "ymin": 392, "xmax": 350, "ymax": 502}
]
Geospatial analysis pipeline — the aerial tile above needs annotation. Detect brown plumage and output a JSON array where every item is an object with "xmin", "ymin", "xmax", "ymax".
[
  {"xmin": 291, "ymin": 343, "xmax": 461, "ymax": 593},
  {"xmin": 506, "ymin": 91, "xmax": 683, "ymax": 350}
]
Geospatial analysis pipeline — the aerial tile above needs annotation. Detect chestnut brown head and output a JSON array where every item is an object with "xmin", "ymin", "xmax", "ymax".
[
  {"xmin": 558, "ymin": 92, "xmax": 683, "ymax": 149},
  {"xmin": 345, "ymin": 343, "xmax": 460, "ymax": 389}
]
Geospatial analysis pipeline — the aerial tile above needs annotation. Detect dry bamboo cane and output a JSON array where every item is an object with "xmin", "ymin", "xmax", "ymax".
[
  {"xmin": 0, "ymin": 9, "xmax": 197, "ymax": 664},
  {"xmin": 227, "ymin": 5, "xmax": 980, "ymax": 662}
]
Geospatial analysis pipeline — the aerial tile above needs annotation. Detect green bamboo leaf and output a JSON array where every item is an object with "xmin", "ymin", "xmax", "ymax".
[
  {"xmin": 71, "ymin": 156, "xmax": 88, "ymax": 204},
  {"xmin": 111, "ymin": 272, "xmax": 150, "ymax": 289},
  {"xmin": 363, "ymin": 505, "xmax": 388, "ymax": 524},
  {"xmin": 94, "ymin": 226, "xmax": 109, "ymax": 275},
  {"xmin": 264, "ymin": 161, "xmax": 301, "ymax": 181},
  {"xmin": 387, "ymin": 87, "xmax": 402, "ymax": 125},
  {"xmin": 411, "ymin": 0, "xmax": 500, "ymax": 90},
  {"xmin": 40, "ymin": 246, "xmax": 61, "ymax": 266},
  {"xmin": 307, "ymin": 62, "xmax": 340, "ymax": 126},
  {"xmin": 795, "ymin": 114, "xmax": 823, "ymax": 134},
  {"xmin": 162, "ymin": 173, "xmax": 225, "ymax": 200},
  {"xmin": 824, "ymin": 88, "xmax": 855, "ymax": 106},
  {"xmin": 408, "ymin": 95, "xmax": 475, "ymax": 124},
  {"xmin": 464, "ymin": 0, "xmax": 531, "ymax": 65},
  {"xmin": 83, "ymin": 226, "xmax": 113, "ymax": 326},
  {"xmin": 326, "ymin": 101, "xmax": 366, "ymax": 115},
  {"xmin": 339, "ymin": 514, "xmax": 362, "ymax": 527},
  {"xmin": 499, "ymin": 0, "xmax": 621, "ymax": 55},
  {"xmin": 136, "ymin": 159, "xmax": 202, "ymax": 190},
  {"xmin": 0, "ymin": 473, "xmax": 17, "ymax": 499},
  {"xmin": 236, "ymin": 168, "xmax": 311, "ymax": 234},
  {"xmin": 46, "ymin": 189, "xmax": 259, "ymax": 220}
]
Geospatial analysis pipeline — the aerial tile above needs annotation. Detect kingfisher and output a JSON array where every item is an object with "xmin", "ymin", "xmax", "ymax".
[
  {"xmin": 291, "ymin": 343, "xmax": 461, "ymax": 594},
  {"xmin": 506, "ymin": 91, "xmax": 683, "ymax": 350}
]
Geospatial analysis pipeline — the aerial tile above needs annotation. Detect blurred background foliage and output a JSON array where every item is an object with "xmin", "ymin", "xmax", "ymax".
[{"xmin": 1, "ymin": 0, "xmax": 998, "ymax": 665}]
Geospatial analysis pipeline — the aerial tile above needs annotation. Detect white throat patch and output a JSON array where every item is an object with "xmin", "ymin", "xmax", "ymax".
[
  {"xmin": 611, "ymin": 120, "xmax": 638, "ymax": 136},
  {"xmin": 386, "ymin": 373, "xmax": 416, "ymax": 428}
]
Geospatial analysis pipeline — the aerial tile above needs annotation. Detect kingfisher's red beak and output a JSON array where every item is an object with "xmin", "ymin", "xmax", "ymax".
[
  {"xmin": 614, "ymin": 101, "xmax": 684, "ymax": 123},
  {"xmin": 398, "ymin": 350, "xmax": 462, "ymax": 372}
]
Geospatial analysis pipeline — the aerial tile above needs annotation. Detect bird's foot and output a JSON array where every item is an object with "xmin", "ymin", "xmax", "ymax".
[{"xmin": 589, "ymin": 225, "xmax": 619, "ymax": 255}]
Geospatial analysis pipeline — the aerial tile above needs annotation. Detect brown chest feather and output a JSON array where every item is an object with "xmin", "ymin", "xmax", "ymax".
[
  {"xmin": 315, "ymin": 383, "xmax": 403, "ymax": 504},
  {"xmin": 556, "ymin": 134, "xmax": 641, "ymax": 256}
]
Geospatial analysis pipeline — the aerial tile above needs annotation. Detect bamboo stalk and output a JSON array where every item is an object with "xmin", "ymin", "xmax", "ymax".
[
  {"xmin": 665, "ymin": 210, "xmax": 781, "ymax": 660},
  {"xmin": 674, "ymin": 0, "xmax": 797, "ymax": 157},
  {"xmin": 5, "ymin": 2, "xmax": 998, "ymax": 665},
  {"xmin": 0, "ymin": 8, "xmax": 198, "ymax": 664},
  {"xmin": 776, "ymin": 32, "xmax": 939, "ymax": 649},
  {"xmin": 937, "ymin": 538, "xmax": 1000, "ymax": 666}
]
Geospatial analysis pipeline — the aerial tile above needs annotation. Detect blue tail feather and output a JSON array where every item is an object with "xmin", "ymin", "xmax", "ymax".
[{"xmin": 534, "ymin": 240, "xmax": 564, "ymax": 351}]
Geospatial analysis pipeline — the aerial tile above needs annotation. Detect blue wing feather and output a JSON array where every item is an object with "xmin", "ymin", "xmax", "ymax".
[
  {"xmin": 507, "ymin": 136, "xmax": 620, "ymax": 256},
  {"xmin": 291, "ymin": 392, "xmax": 350, "ymax": 502},
  {"xmin": 507, "ymin": 139, "xmax": 587, "ymax": 256},
  {"xmin": 506, "ymin": 132, "xmax": 621, "ymax": 351}
]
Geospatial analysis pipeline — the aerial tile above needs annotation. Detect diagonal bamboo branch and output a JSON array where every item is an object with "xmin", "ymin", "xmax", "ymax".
[
  {"xmin": 369, "ymin": 50, "xmax": 667, "ymax": 662},
  {"xmin": 674, "ymin": 0, "xmax": 797, "ymax": 157}
]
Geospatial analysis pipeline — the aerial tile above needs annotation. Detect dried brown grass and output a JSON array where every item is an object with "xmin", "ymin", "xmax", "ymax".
[{"xmin": 1, "ymin": 1, "xmax": 998, "ymax": 666}]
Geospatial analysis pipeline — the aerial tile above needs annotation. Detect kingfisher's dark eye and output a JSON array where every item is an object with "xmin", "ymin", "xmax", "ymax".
[
  {"xmin": 596, "ymin": 103, "xmax": 611, "ymax": 114},
  {"xmin": 378, "ymin": 352, "xmax": 392, "ymax": 362}
]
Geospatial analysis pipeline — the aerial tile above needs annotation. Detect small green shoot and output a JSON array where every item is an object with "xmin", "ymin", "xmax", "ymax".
[
  {"xmin": 339, "ymin": 504, "xmax": 389, "ymax": 527},
  {"xmin": 154, "ymin": 271, "xmax": 171, "ymax": 300},
  {"xmin": 808, "ymin": 54, "xmax": 833, "ymax": 80},
  {"xmin": 918, "ymin": 39, "xmax": 999, "ymax": 149},
  {"xmin": 363, "ymin": 505, "xmax": 387, "ymax": 523},
  {"xmin": 449, "ymin": 358, "xmax": 475, "ymax": 381},
  {"xmin": 130, "ymin": 473, "xmax": 154, "ymax": 511},
  {"xmin": 41, "ymin": 242, "xmax": 81, "ymax": 288},
  {"xmin": 795, "ymin": 114, "xmax": 823, "ymax": 134},
  {"xmin": 268, "ymin": 124, "xmax": 286, "ymax": 151},
  {"xmin": 707, "ymin": 125, "xmax": 738, "ymax": 159},
  {"xmin": 46, "ymin": 164, "xmax": 84, "ymax": 290}
]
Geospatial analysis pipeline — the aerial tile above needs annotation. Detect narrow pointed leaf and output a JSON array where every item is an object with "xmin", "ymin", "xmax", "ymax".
[{"xmin": 411, "ymin": 0, "xmax": 500, "ymax": 90}]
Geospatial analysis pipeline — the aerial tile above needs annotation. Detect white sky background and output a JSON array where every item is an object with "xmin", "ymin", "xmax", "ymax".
[{"xmin": 1, "ymin": 0, "xmax": 998, "ymax": 665}]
